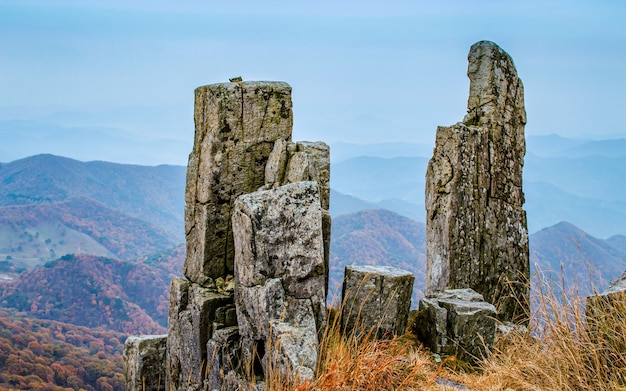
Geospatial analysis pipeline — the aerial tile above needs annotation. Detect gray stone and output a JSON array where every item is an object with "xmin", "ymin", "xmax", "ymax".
[
  {"xmin": 262, "ymin": 139, "xmax": 332, "ymax": 296},
  {"xmin": 341, "ymin": 265, "xmax": 415, "ymax": 339},
  {"xmin": 425, "ymin": 40, "xmax": 529, "ymax": 323},
  {"xmin": 166, "ymin": 278, "xmax": 233, "ymax": 390},
  {"xmin": 124, "ymin": 334, "xmax": 167, "ymax": 391},
  {"xmin": 206, "ymin": 326, "xmax": 242, "ymax": 391},
  {"xmin": 184, "ymin": 81, "xmax": 293, "ymax": 286},
  {"xmin": 232, "ymin": 181, "xmax": 326, "ymax": 380},
  {"xmin": 412, "ymin": 288, "xmax": 496, "ymax": 363}
]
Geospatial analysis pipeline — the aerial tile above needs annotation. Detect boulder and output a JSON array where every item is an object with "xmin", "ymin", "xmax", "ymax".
[
  {"xmin": 184, "ymin": 81, "xmax": 293, "ymax": 286},
  {"xmin": 412, "ymin": 288, "xmax": 496, "ymax": 363},
  {"xmin": 124, "ymin": 334, "xmax": 167, "ymax": 391},
  {"xmin": 232, "ymin": 181, "xmax": 326, "ymax": 380},
  {"xmin": 425, "ymin": 40, "xmax": 529, "ymax": 323},
  {"xmin": 341, "ymin": 265, "xmax": 414, "ymax": 338}
]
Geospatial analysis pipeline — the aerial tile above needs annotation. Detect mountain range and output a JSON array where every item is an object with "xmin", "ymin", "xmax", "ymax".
[
  {"xmin": 1, "ymin": 144, "xmax": 625, "ymax": 390},
  {"xmin": 331, "ymin": 135, "xmax": 626, "ymax": 238}
]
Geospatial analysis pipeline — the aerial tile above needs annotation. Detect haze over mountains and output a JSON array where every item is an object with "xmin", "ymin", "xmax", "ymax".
[
  {"xmin": 1, "ymin": 132, "xmax": 625, "ymax": 302},
  {"xmin": 1, "ymin": 133, "xmax": 626, "ymax": 389},
  {"xmin": 331, "ymin": 134, "xmax": 626, "ymax": 238}
]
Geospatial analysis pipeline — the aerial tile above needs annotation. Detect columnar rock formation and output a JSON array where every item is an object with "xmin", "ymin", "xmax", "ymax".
[
  {"xmin": 158, "ymin": 80, "xmax": 330, "ymax": 390},
  {"xmin": 425, "ymin": 41, "xmax": 529, "ymax": 323},
  {"xmin": 124, "ymin": 335, "xmax": 167, "ymax": 391},
  {"xmin": 184, "ymin": 81, "xmax": 293, "ymax": 286},
  {"xmin": 341, "ymin": 265, "xmax": 414, "ymax": 338}
]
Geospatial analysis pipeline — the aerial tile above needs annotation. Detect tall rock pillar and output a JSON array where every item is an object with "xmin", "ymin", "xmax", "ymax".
[
  {"xmin": 425, "ymin": 41, "xmax": 529, "ymax": 323},
  {"xmin": 167, "ymin": 81, "xmax": 295, "ymax": 390},
  {"xmin": 184, "ymin": 81, "xmax": 293, "ymax": 286}
]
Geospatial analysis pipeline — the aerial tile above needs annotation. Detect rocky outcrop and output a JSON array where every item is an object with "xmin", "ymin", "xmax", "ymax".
[
  {"xmin": 341, "ymin": 265, "xmax": 414, "ymax": 338},
  {"xmin": 149, "ymin": 80, "xmax": 329, "ymax": 391},
  {"xmin": 425, "ymin": 40, "xmax": 529, "ymax": 323},
  {"xmin": 232, "ymin": 181, "xmax": 327, "ymax": 380},
  {"xmin": 124, "ymin": 335, "xmax": 167, "ymax": 391},
  {"xmin": 412, "ymin": 288, "xmax": 496, "ymax": 363},
  {"xmin": 184, "ymin": 81, "xmax": 293, "ymax": 286}
]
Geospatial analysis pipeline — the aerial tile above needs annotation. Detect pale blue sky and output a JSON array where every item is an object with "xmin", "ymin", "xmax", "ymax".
[{"xmin": 1, "ymin": 0, "xmax": 625, "ymax": 164}]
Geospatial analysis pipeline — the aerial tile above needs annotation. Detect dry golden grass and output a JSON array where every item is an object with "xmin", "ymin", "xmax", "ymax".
[{"xmin": 238, "ymin": 274, "xmax": 626, "ymax": 391}]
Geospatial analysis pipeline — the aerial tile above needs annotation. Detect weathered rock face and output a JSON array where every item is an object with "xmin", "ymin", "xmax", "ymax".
[
  {"xmin": 425, "ymin": 40, "xmax": 529, "ymax": 323},
  {"xmin": 166, "ymin": 278, "xmax": 234, "ymax": 390},
  {"xmin": 126, "ymin": 80, "xmax": 330, "ymax": 391},
  {"xmin": 206, "ymin": 326, "xmax": 241, "ymax": 391},
  {"xmin": 412, "ymin": 288, "xmax": 496, "ymax": 363},
  {"xmin": 184, "ymin": 81, "xmax": 293, "ymax": 286},
  {"xmin": 262, "ymin": 139, "xmax": 332, "ymax": 294},
  {"xmin": 124, "ymin": 335, "xmax": 167, "ymax": 391},
  {"xmin": 232, "ymin": 181, "xmax": 327, "ymax": 380},
  {"xmin": 341, "ymin": 265, "xmax": 414, "ymax": 338}
]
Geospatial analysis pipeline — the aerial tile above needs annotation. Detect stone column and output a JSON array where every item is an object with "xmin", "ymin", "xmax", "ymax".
[
  {"xmin": 425, "ymin": 41, "xmax": 529, "ymax": 323},
  {"xmin": 124, "ymin": 335, "xmax": 167, "ymax": 391},
  {"xmin": 184, "ymin": 81, "xmax": 293, "ymax": 286},
  {"xmin": 341, "ymin": 265, "xmax": 414, "ymax": 339}
]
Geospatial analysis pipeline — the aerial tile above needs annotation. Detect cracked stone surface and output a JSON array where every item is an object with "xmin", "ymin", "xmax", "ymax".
[
  {"xmin": 124, "ymin": 334, "xmax": 167, "ymax": 391},
  {"xmin": 261, "ymin": 139, "xmax": 331, "ymax": 295},
  {"xmin": 166, "ymin": 278, "xmax": 233, "ymax": 391},
  {"xmin": 425, "ymin": 40, "xmax": 529, "ymax": 323},
  {"xmin": 184, "ymin": 81, "xmax": 293, "ymax": 286},
  {"xmin": 341, "ymin": 265, "xmax": 414, "ymax": 338},
  {"xmin": 232, "ymin": 181, "xmax": 326, "ymax": 380},
  {"xmin": 412, "ymin": 288, "xmax": 496, "ymax": 363}
]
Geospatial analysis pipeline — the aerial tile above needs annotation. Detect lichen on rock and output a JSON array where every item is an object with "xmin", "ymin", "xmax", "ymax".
[{"xmin": 425, "ymin": 41, "xmax": 530, "ymax": 324}]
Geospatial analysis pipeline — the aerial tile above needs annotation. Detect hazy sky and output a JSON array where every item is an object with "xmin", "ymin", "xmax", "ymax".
[{"xmin": 1, "ymin": 0, "xmax": 625, "ymax": 164}]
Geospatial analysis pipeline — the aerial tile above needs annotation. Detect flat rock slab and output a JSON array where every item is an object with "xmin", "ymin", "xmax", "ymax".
[
  {"xmin": 413, "ymin": 288, "xmax": 496, "ymax": 363},
  {"xmin": 342, "ymin": 265, "xmax": 415, "ymax": 338},
  {"xmin": 124, "ymin": 334, "xmax": 167, "ymax": 391}
]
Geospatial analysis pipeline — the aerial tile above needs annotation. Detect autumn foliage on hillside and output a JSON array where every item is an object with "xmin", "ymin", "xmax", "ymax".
[
  {"xmin": 0, "ymin": 310, "xmax": 125, "ymax": 391},
  {"xmin": 330, "ymin": 209, "xmax": 427, "ymax": 303},
  {"xmin": 0, "ymin": 254, "xmax": 168, "ymax": 334},
  {"xmin": 0, "ymin": 197, "xmax": 176, "ymax": 261}
]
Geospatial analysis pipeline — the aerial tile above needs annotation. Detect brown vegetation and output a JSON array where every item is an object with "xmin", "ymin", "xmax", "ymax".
[
  {"xmin": 0, "ymin": 310, "xmax": 125, "ymax": 391},
  {"xmin": 241, "ymin": 277, "xmax": 625, "ymax": 391}
]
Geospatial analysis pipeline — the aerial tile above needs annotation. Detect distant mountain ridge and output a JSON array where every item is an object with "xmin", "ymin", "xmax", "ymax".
[
  {"xmin": 331, "ymin": 209, "xmax": 626, "ymax": 302},
  {"xmin": 330, "ymin": 138, "xmax": 626, "ymax": 238},
  {"xmin": 0, "ymin": 197, "xmax": 177, "ymax": 269},
  {"xmin": 0, "ymin": 154, "xmax": 186, "ymax": 240}
]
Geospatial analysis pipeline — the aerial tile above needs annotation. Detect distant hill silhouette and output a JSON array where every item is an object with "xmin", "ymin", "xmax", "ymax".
[
  {"xmin": 0, "ymin": 254, "xmax": 169, "ymax": 334},
  {"xmin": 530, "ymin": 221, "xmax": 626, "ymax": 296},
  {"xmin": 330, "ymin": 148, "xmax": 626, "ymax": 238},
  {"xmin": 330, "ymin": 210, "xmax": 626, "ymax": 305},
  {"xmin": 0, "ymin": 154, "xmax": 186, "ymax": 240},
  {"xmin": 0, "ymin": 197, "xmax": 177, "ymax": 269}
]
